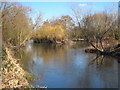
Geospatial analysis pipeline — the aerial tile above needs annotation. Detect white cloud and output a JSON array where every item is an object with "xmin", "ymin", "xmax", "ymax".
[{"xmin": 78, "ymin": 4, "xmax": 88, "ymax": 7}]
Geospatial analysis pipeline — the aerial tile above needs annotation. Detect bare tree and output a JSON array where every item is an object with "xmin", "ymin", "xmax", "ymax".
[
  {"xmin": 2, "ymin": 2, "xmax": 32, "ymax": 46},
  {"xmin": 33, "ymin": 12, "xmax": 43, "ymax": 30},
  {"xmin": 71, "ymin": 4, "xmax": 118, "ymax": 53}
]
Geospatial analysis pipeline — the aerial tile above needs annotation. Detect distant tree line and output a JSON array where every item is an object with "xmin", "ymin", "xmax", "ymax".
[{"xmin": 1, "ymin": 2, "xmax": 119, "ymax": 49}]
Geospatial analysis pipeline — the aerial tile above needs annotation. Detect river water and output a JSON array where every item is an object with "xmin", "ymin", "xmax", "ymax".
[{"xmin": 16, "ymin": 42, "xmax": 119, "ymax": 88}]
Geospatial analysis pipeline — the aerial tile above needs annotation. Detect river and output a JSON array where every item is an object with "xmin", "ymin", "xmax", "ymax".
[{"xmin": 16, "ymin": 42, "xmax": 119, "ymax": 88}]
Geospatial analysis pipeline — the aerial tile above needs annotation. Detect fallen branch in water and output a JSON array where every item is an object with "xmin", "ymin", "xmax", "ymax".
[{"xmin": 85, "ymin": 44, "xmax": 120, "ymax": 58}]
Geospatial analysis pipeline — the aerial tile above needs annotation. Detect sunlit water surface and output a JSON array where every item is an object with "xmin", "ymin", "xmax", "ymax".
[{"xmin": 16, "ymin": 42, "xmax": 119, "ymax": 88}]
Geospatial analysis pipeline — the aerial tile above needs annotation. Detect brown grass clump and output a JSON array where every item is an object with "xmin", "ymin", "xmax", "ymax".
[{"xmin": 2, "ymin": 47, "xmax": 29, "ymax": 88}]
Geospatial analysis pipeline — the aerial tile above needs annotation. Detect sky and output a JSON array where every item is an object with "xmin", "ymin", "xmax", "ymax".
[{"xmin": 21, "ymin": 2, "xmax": 118, "ymax": 21}]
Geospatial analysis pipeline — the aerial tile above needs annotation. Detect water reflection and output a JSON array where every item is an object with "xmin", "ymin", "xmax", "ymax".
[{"xmin": 17, "ymin": 43, "xmax": 118, "ymax": 88}]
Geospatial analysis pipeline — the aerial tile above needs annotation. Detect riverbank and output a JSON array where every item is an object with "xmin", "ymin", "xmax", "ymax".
[
  {"xmin": 2, "ymin": 45, "xmax": 48, "ymax": 89},
  {"xmin": 2, "ymin": 46, "xmax": 35, "ymax": 89},
  {"xmin": 33, "ymin": 38, "xmax": 86, "ymax": 45},
  {"xmin": 85, "ymin": 41, "xmax": 120, "ymax": 58}
]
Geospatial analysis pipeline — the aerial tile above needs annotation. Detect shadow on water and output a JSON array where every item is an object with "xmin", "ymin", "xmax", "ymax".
[{"xmin": 15, "ymin": 42, "xmax": 119, "ymax": 88}]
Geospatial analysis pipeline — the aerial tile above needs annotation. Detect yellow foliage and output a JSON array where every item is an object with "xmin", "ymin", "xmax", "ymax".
[{"xmin": 33, "ymin": 25, "xmax": 66, "ymax": 40}]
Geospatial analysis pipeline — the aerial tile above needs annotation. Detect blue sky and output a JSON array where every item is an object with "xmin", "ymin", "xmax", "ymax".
[{"xmin": 21, "ymin": 2, "xmax": 118, "ymax": 21}]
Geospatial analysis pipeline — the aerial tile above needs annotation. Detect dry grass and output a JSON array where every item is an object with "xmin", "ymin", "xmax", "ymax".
[{"xmin": 2, "ymin": 47, "xmax": 29, "ymax": 88}]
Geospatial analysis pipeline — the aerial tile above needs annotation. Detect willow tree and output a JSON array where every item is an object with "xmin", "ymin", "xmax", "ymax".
[
  {"xmin": 42, "ymin": 15, "xmax": 75, "ymax": 39},
  {"xmin": 33, "ymin": 25, "xmax": 66, "ymax": 43}
]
